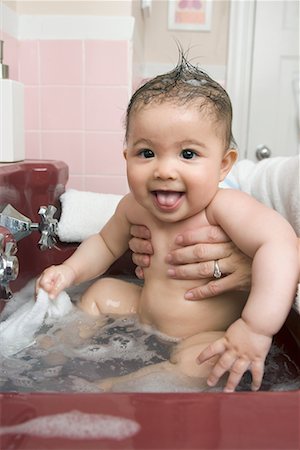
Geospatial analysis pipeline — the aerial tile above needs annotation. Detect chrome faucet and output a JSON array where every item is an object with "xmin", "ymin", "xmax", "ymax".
[
  {"xmin": 0, "ymin": 204, "xmax": 59, "ymax": 249},
  {"xmin": 0, "ymin": 227, "xmax": 18, "ymax": 300},
  {"xmin": 0, "ymin": 204, "xmax": 59, "ymax": 299}
]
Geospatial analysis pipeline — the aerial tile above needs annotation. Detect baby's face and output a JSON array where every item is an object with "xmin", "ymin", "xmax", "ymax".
[{"xmin": 124, "ymin": 102, "xmax": 235, "ymax": 223}]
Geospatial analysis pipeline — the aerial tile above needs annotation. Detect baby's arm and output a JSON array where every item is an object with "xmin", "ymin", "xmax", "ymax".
[
  {"xmin": 198, "ymin": 189, "xmax": 299, "ymax": 392},
  {"xmin": 37, "ymin": 196, "xmax": 132, "ymax": 299}
]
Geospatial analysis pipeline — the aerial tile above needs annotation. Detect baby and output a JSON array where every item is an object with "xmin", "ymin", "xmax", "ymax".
[{"xmin": 37, "ymin": 55, "xmax": 299, "ymax": 392}]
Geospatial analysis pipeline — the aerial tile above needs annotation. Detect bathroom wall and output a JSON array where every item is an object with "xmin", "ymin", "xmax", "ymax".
[
  {"xmin": 0, "ymin": 1, "xmax": 230, "ymax": 194},
  {"xmin": 7, "ymin": 1, "xmax": 132, "ymax": 15},
  {"xmin": 1, "ymin": 2, "xmax": 134, "ymax": 193},
  {"xmin": 142, "ymin": 0, "xmax": 229, "ymax": 79},
  {"xmin": 21, "ymin": 38, "xmax": 130, "ymax": 194}
]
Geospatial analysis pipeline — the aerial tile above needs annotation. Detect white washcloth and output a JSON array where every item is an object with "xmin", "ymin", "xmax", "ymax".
[
  {"xmin": 0, "ymin": 289, "xmax": 73, "ymax": 357},
  {"xmin": 58, "ymin": 189, "xmax": 122, "ymax": 242}
]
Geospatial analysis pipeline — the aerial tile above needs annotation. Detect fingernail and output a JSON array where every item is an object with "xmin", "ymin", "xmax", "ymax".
[
  {"xmin": 165, "ymin": 253, "xmax": 172, "ymax": 263},
  {"xmin": 185, "ymin": 291, "xmax": 194, "ymax": 300},
  {"xmin": 224, "ymin": 388, "xmax": 234, "ymax": 393},
  {"xmin": 167, "ymin": 268, "xmax": 176, "ymax": 277},
  {"xmin": 175, "ymin": 234, "xmax": 183, "ymax": 244}
]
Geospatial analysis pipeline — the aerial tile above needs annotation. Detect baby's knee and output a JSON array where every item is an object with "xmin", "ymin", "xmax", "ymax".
[
  {"xmin": 79, "ymin": 278, "xmax": 110, "ymax": 316},
  {"xmin": 79, "ymin": 277, "xmax": 140, "ymax": 316}
]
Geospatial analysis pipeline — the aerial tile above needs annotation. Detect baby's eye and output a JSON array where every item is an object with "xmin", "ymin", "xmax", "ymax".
[
  {"xmin": 181, "ymin": 149, "xmax": 198, "ymax": 160},
  {"xmin": 139, "ymin": 149, "xmax": 155, "ymax": 158}
]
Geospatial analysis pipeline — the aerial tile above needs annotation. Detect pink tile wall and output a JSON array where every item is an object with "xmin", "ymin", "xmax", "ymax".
[
  {"xmin": 2, "ymin": 33, "xmax": 130, "ymax": 194},
  {"xmin": 1, "ymin": 33, "xmax": 19, "ymax": 80}
]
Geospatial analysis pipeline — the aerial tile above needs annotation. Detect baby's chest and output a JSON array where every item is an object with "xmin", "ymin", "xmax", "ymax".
[{"xmin": 150, "ymin": 213, "xmax": 210, "ymax": 254}]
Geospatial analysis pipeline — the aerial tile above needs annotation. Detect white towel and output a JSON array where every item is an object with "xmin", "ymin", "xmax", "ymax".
[
  {"xmin": 58, "ymin": 189, "xmax": 122, "ymax": 242},
  {"xmin": 230, "ymin": 156, "xmax": 300, "ymax": 236},
  {"xmin": 296, "ymin": 284, "xmax": 300, "ymax": 313},
  {"xmin": 0, "ymin": 289, "xmax": 73, "ymax": 357}
]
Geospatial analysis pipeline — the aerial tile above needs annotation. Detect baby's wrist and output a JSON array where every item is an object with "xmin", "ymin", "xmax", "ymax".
[
  {"xmin": 62, "ymin": 263, "xmax": 77, "ymax": 282},
  {"xmin": 240, "ymin": 315, "xmax": 273, "ymax": 338}
]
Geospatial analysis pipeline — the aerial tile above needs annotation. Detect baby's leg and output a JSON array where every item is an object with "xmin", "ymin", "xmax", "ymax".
[
  {"xmin": 98, "ymin": 331, "xmax": 225, "ymax": 391},
  {"xmin": 170, "ymin": 331, "xmax": 225, "ymax": 380},
  {"xmin": 78, "ymin": 277, "xmax": 142, "ymax": 317}
]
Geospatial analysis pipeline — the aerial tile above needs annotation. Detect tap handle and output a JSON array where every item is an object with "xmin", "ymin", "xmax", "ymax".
[
  {"xmin": 0, "ymin": 235, "xmax": 19, "ymax": 300},
  {"xmin": 37, "ymin": 205, "xmax": 59, "ymax": 251}
]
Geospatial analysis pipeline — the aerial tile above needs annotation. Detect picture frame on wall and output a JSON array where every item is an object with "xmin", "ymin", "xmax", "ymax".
[{"xmin": 168, "ymin": 0, "xmax": 213, "ymax": 31}]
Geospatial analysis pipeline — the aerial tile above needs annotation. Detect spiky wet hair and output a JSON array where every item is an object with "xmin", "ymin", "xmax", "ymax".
[{"xmin": 125, "ymin": 53, "xmax": 235, "ymax": 149}]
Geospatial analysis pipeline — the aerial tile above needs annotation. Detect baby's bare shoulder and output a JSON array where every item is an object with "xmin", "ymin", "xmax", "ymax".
[
  {"xmin": 206, "ymin": 189, "xmax": 257, "ymax": 221},
  {"xmin": 118, "ymin": 194, "xmax": 150, "ymax": 223}
]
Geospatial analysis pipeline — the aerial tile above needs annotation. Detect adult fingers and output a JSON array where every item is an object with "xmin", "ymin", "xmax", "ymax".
[
  {"xmin": 184, "ymin": 273, "xmax": 246, "ymax": 300},
  {"xmin": 167, "ymin": 261, "xmax": 214, "ymax": 280},
  {"xmin": 130, "ymin": 225, "xmax": 151, "ymax": 240},
  {"xmin": 131, "ymin": 252, "xmax": 151, "ymax": 268},
  {"xmin": 168, "ymin": 256, "xmax": 235, "ymax": 280},
  {"xmin": 129, "ymin": 237, "xmax": 153, "ymax": 255},
  {"xmin": 175, "ymin": 225, "xmax": 230, "ymax": 246},
  {"xmin": 167, "ymin": 242, "xmax": 233, "ymax": 265},
  {"xmin": 135, "ymin": 265, "xmax": 145, "ymax": 280}
]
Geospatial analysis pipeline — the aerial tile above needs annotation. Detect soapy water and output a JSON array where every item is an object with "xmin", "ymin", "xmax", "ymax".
[
  {"xmin": 0, "ymin": 279, "xmax": 299, "ymax": 393},
  {"xmin": 0, "ymin": 410, "xmax": 140, "ymax": 440}
]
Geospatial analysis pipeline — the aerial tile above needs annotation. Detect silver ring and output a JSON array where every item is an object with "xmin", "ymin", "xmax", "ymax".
[{"xmin": 213, "ymin": 260, "xmax": 222, "ymax": 279}]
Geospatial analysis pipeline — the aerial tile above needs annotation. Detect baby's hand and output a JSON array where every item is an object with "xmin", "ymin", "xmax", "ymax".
[
  {"xmin": 197, "ymin": 318, "xmax": 272, "ymax": 392},
  {"xmin": 36, "ymin": 264, "xmax": 76, "ymax": 299}
]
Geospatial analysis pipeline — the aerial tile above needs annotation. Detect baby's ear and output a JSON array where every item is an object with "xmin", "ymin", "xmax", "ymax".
[
  {"xmin": 123, "ymin": 149, "xmax": 127, "ymax": 160},
  {"xmin": 219, "ymin": 148, "xmax": 238, "ymax": 181}
]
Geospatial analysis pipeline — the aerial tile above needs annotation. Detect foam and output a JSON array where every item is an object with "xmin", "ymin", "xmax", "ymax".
[
  {"xmin": 110, "ymin": 370, "xmax": 214, "ymax": 393},
  {"xmin": 0, "ymin": 410, "xmax": 140, "ymax": 440},
  {"xmin": 0, "ymin": 279, "xmax": 299, "ymax": 393}
]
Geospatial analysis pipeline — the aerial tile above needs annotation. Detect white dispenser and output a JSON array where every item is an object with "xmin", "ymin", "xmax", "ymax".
[{"xmin": 0, "ymin": 40, "xmax": 25, "ymax": 163}]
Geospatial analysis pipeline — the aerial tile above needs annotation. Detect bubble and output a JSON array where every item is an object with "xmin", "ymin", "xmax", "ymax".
[
  {"xmin": 69, "ymin": 376, "xmax": 103, "ymax": 393},
  {"xmin": 0, "ymin": 410, "xmax": 140, "ymax": 440},
  {"xmin": 39, "ymin": 366, "xmax": 62, "ymax": 378},
  {"xmin": 13, "ymin": 375, "xmax": 34, "ymax": 388}
]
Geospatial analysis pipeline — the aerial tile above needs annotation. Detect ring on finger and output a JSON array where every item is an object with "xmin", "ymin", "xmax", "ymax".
[{"xmin": 213, "ymin": 260, "xmax": 222, "ymax": 279}]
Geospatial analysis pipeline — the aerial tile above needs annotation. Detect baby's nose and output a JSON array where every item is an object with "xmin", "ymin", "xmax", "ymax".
[{"xmin": 153, "ymin": 160, "xmax": 177, "ymax": 180}]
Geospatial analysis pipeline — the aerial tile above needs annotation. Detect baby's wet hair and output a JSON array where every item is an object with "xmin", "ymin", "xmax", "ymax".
[{"xmin": 125, "ymin": 52, "xmax": 236, "ymax": 149}]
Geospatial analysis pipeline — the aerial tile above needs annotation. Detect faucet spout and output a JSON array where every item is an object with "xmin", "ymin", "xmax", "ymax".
[
  {"xmin": 0, "ymin": 226, "xmax": 19, "ymax": 300},
  {"xmin": 0, "ymin": 204, "xmax": 34, "ymax": 242},
  {"xmin": 0, "ymin": 204, "xmax": 58, "ymax": 250}
]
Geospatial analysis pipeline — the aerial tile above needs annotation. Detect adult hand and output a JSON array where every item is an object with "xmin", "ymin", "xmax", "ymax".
[
  {"xmin": 129, "ymin": 225, "xmax": 153, "ymax": 279},
  {"xmin": 166, "ymin": 227, "xmax": 252, "ymax": 300},
  {"xmin": 129, "ymin": 224, "xmax": 252, "ymax": 298}
]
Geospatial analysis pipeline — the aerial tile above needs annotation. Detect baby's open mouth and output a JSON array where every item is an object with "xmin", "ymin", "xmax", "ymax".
[{"xmin": 152, "ymin": 190, "xmax": 184, "ymax": 208}]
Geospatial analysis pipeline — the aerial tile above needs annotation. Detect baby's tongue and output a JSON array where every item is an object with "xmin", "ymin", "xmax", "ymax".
[{"xmin": 156, "ymin": 191, "xmax": 181, "ymax": 206}]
